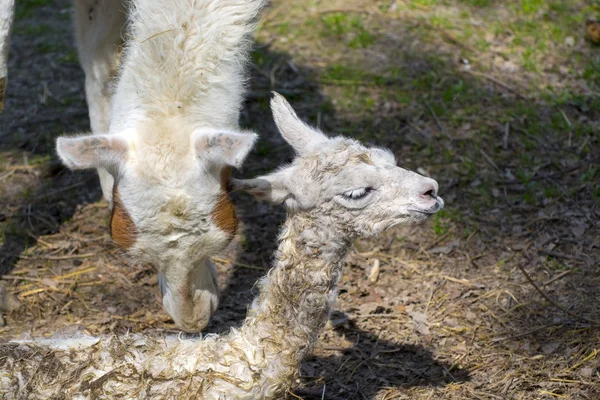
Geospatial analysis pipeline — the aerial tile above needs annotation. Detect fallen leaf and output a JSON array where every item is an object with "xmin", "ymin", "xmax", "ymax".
[
  {"xmin": 510, "ymin": 242, "xmax": 529, "ymax": 251},
  {"xmin": 541, "ymin": 342, "xmax": 560, "ymax": 355},
  {"xmin": 571, "ymin": 226, "xmax": 586, "ymax": 238},
  {"xmin": 393, "ymin": 304, "xmax": 406, "ymax": 313},
  {"xmin": 565, "ymin": 36, "xmax": 575, "ymax": 46},
  {"xmin": 429, "ymin": 240, "xmax": 459, "ymax": 255},
  {"xmin": 409, "ymin": 311, "xmax": 430, "ymax": 335},
  {"xmin": 359, "ymin": 302, "xmax": 381, "ymax": 315},
  {"xmin": 41, "ymin": 278, "xmax": 58, "ymax": 288}
]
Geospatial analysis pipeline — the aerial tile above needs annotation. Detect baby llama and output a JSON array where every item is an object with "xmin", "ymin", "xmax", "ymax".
[{"xmin": 0, "ymin": 94, "xmax": 444, "ymax": 399}]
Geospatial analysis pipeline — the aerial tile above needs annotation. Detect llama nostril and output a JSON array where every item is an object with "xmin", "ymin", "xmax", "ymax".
[{"xmin": 422, "ymin": 187, "xmax": 437, "ymax": 199}]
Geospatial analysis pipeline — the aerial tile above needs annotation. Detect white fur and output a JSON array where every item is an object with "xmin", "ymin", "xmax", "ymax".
[
  {"xmin": 0, "ymin": 0, "xmax": 15, "ymax": 111},
  {"xmin": 73, "ymin": 0, "xmax": 128, "ymax": 200},
  {"xmin": 52, "ymin": 0, "xmax": 268, "ymax": 331},
  {"xmin": 3, "ymin": 2, "xmax": 264, "ymax": 329}
]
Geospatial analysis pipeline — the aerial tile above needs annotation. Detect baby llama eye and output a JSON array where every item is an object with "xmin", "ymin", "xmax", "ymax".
[{"xmin": 342, "ymin": 187, "xmax": 374, "ymax": 200}]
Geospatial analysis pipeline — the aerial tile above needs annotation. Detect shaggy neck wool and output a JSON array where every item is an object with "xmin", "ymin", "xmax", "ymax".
[
  {"xmin": 242, "ymin": 212, "xmax": 351, "ymax": 362},
  {"xmin": 0, "ymin": 209, "xmax": 355, "ymax": 400}
]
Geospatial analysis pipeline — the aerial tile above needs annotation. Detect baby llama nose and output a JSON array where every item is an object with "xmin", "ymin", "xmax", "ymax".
[{"xmin": 419, "ymin": 179, "xmax": 439, "ymax": 200}]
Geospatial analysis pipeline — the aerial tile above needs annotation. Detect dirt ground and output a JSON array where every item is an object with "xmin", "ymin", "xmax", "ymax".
[{"xmin": 1, "ymin": 0, "xmax": 599, "ymax": 399}]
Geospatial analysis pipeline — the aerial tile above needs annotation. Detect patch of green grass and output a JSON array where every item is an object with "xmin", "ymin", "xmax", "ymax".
[
  {"xmin": 409, "ymin": 0, "xmax": 439, "ymax": 7},
  {"xmin": 14, "ymin": 23, "xmax": 52, "ymax": 36},
  {"xmin": 546, "ymin": 258, "xmax": 571, "ymax": 271},
  {"xmin": 28, "ymin": 154, "xmax": 51, "ymax": 166},
  {"xmin": 429, "ymin": 14, "xmax": 453, "ymax": 29},
  {"xmin": 322, "ymin": 65, "xmax": 368, "ymax": 81},
  {"xmin": 37, "ymin": 42, "xmax": 61, "ymax": 54},
  {"xmin": 60, "ymin": 50, "xmax": 79, "ymax": 65},
  {"xmin": 515, "ymin": 168, "xmax": 530, "ymax": 184},
  {"xmin": 432, "ymin": 209, "xmax": 450, "ymax": 235},
  {"xmin": 548, "ymin": 1, "xmax": 569, "ymax": 13},
  {"xmin": 411, "ymin": 70, "xmax": 438, "ymax": 91},
  {"xmin": 395, "ymin": 92, "xmax": 412, "ymax": 106},
  {"xmin": 320, "ymin": 99, "xmax": 335, "ymax": 114},
  {"xmin": 15, "ymin": 0, "xmax": 53, "ymax": 19},
  {"xmin": 461, "ymin": 24, "xmax": 474, "ymax": 43},
  {"xmin": 459, "ymin": 9, "xmax": 471, "ymax": 19},
  {"xmin": 275, "ymin": 22, "xmax": 291, "ymax": 36},
  {"xmin": 442, "ymin": 79, "xmax": 466, "ymax": 103},
  {"xmin": 519, "ymin": 0, "xmax": 545, "ymax": 14},
  {"xmin": 580, "ymin": 165, "xmax": 597, "ymax": 183},
  {"xmin": 459, "ymin": 155, "xmax": 477, "ymax": 180},
  {"xmin": 251, "ymin": 48, "xmax": 275, "ymax": 68},
  {"xmin": 62, "ymin": 95, "xmax": 81, "ymax": 106},
  {"xmin": 320, "ymin": 13, "xmax": 375, "ymax": 49},
  {"xmin": 255, "ymin": 145, "xmax": 271, "ymax": 157},
  {"xmin": 522, "ymin": 184, "xmax": 537, "ymax": 205},
  {"xmin": 20, "ymin": 187, "xmax": 33, "ymax": 200},
  {"xmin": 349, "ymin": 30, "xmax": 376, "ymax": 49},
  {"xmin": 543, "ymin": 186, "xmax": 561, "ymax": 199},
  {"xmin": 361, "ymin": 96, "xmax": 375, "ymax": 112},
  {"xmin": 321, "ymin": 13, "xmax": 351, "ymax": 36},
  {"xmin": 583, "ymin": 58, "xmax": 600, "ymax": 87},
  {"xmin": 460, "ymin": 0, "xmax": 492, "ymax": 6},
  {"xmin": 522, "ymin": 48, "xmax": 539, "ymax": 72}
]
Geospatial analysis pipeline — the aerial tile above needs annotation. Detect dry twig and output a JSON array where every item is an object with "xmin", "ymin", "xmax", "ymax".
[{"xmin": 517, "ymin": 255, "xmax": 600, "ymax": 326}]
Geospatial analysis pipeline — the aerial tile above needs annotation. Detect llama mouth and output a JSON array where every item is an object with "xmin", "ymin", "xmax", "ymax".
[{"xmin": 409, "ymin": 196, "xmax": 445, "ymax": 215}]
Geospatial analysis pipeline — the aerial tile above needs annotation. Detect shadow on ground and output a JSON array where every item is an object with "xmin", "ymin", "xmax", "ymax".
[{"xmin": 0, "ymin": 0, "xmax": 101, "ymax": 276}]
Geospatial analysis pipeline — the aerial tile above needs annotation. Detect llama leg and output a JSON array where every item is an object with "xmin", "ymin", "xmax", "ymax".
[
  {"xmin": 74, "ymin": 0, "xmax": 126, "ymax": 203},
  {"xmin": 0, "ymin": 0, "xmax": 15, "ymax": 112},
  {"xmin": 159, "ymin": 260, "xmax": 220, "ymax": 332}
]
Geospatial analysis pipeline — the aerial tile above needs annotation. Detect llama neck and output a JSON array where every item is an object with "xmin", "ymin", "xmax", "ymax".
[
  {"xmin": 241, "ymin": 213, "xmax": 352, "ymax": 373},
  {"xmin": 110, "ymin": 0, "xmax": 266, "ymax": 132}
]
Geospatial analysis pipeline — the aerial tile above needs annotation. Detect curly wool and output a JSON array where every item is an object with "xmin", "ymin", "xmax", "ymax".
[{"xmin": 0, "ymin": 214, "xmax": 353, "ymax": 400}]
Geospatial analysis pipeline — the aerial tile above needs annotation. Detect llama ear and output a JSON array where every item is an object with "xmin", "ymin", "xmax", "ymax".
[
  {"xmin": 271, "ymin": 92, "xmax": 327, "ymax": 155},
  {"xmin": 194, "ymin": 129, "xmax": 258, "ymax": 169},
  {"xmin": 230, "ymin": 167, "xmax": 304, "ymax": 209},
  {"xmin": 56, "ymin": 134, "xmax": 128, "ymax": 171}
]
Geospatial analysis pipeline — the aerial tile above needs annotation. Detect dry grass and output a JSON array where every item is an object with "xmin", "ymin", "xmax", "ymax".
[{"xmin": 0, "ymin": 0, "xmax": 599, "ymax": 399}]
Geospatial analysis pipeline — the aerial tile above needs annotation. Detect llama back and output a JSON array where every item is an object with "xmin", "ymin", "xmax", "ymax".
[{"xmin": 112, "ymin": 0, "xmax": 269, "ymax": 128}]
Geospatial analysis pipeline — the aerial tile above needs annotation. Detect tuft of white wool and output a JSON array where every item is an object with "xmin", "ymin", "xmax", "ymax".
[
  {"xmin": 111, "ymin": 0, "xmax": 269, "ymax": 132},
  {"xmin": 0, "ymin": 0, "xmax": 15, "ymax": 112}
]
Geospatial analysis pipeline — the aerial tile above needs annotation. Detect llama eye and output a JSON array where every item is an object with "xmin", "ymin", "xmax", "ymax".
[{"xmin": 341, "ymin": 187, "xmax": 374, "ymax": 200}]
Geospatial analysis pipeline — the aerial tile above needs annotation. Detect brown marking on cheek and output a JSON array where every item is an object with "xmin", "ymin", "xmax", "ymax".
[
  {"xmin": 211, "ymin": 167, "xmax": 238, "ymax": 237},
  {"xmin": 110, "ymin": 187, "xmax": 137, "ymax": 249}
]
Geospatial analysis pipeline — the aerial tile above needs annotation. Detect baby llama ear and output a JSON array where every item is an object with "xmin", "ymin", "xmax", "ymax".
[
  {"xmin": 270, "ymin": 92, "xmax": 328, "ymax": 155},
  {"xmin": 56, "ymin": 134, "xmax": 129, "ymax": 172},
  {"xmin": 194, "ymin": 129, "xmax": 258, "ymax": 169},
  {"xmin": 230, "ymin": 167, "xmax": 300, "ymax": 208}
]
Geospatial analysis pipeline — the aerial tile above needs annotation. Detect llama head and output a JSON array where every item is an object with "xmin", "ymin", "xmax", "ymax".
[
  {"xmin": 233, "ymin": 93, "xmax": 443, "ymax": 237},
  {"xmin": 55, "ymin": 120, "xmax": 257, "ymax": 266}
]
